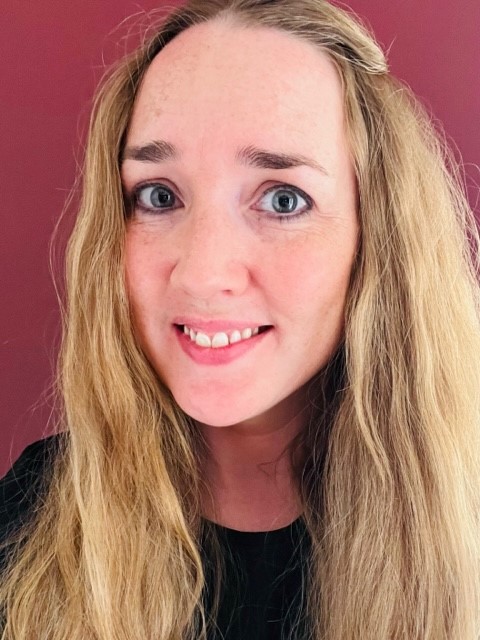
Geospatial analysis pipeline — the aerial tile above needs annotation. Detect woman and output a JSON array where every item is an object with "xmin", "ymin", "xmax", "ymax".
[{"xmin": 1, "ymin": 0, "xmax": 479, "ymax": 638}]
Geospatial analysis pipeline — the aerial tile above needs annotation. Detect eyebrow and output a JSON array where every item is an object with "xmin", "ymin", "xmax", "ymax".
[
  {"xmin": 123, "ymin": 140, "xmax": 178, "ymax": 163},
  {"xmin": 122, "ymin": 140, "xmax": 329, "ymax": 176}
]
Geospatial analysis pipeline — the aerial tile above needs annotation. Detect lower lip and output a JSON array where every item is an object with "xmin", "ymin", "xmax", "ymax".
[{"xmin": 174, "ymin": 326, "xmax": 272, "ymax": 365}]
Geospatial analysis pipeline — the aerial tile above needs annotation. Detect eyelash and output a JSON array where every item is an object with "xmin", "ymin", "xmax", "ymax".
[{"xmin": 127, "ymin": 181, "xmax": 314, "ymax": 222}]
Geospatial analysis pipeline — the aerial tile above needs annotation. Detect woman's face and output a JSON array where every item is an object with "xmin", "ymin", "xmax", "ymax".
[{"xmin": 122, "ymin": 20, "xmax": 359, "ymax": 429}]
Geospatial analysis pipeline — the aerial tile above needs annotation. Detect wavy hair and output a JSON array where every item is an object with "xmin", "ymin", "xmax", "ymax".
[{"xmin": 2, "ymin": 1, "xmax": 480, "ymax": 638}]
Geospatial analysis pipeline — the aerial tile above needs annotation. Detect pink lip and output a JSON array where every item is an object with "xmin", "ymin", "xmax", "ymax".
[
  {"xmin": 172, "ymin": 317, "xmax": 270, "ymax": 333},
  {"xmin": 174, "ymin": 325, "xmax": 272, "ymax": 366}
]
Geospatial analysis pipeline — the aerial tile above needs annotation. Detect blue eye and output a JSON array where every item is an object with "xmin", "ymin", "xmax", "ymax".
[
  {"xmin": 129, "ymin": 181, "xmax": 313, "ymax": 220},
  {"xmin": 257, "ymin": 185, "xmax": 312, "ymax": 219},
  {"xmin": 135, "ymin": 184, "xmax": 177, "ymax": 212}
]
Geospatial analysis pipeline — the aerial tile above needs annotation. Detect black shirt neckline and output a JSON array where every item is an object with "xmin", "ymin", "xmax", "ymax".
[{"xmin": 207, "ymin": 516, "xmax": 306, "ymax": 549}]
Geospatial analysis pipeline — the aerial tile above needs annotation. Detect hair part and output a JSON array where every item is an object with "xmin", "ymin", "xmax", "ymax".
[{"xmin": 2, "ymin": 1, "xmax": 480, "ymax": 638}]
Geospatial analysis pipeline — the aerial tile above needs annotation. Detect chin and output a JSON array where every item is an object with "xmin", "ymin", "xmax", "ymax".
[
  {"xmin": 174, "ymin": 395, "xmax": 261, "ymax": 429},
  {"xmin": 183, "ymin": 407, "xmax": 250, "ymax": 428}
]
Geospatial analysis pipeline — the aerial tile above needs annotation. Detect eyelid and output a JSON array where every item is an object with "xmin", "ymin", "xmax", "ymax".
[
  {"xmin": 254, "ymin": 183, "xmax": 313, "ymax": 215},
  {"xmin": 128, "ymin": 180, "xmax": 182, "ymax": 214}
]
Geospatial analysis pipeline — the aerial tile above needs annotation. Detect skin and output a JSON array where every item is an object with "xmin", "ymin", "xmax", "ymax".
[{"xmin": 122, "ymin": 18, "xmax": 359, "ymax": 530}]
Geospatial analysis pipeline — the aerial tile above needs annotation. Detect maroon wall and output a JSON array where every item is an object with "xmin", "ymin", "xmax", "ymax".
[{"xmin": 1, "ymin": 0, "xmax": 479, "ymax": 475}]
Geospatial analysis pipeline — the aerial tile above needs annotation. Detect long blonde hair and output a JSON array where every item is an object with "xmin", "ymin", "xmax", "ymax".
[{"xmin": 2, "ymin": 1, "xmax": 480, "ymax": 638}]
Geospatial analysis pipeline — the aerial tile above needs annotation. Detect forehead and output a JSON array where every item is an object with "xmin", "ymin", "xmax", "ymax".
[
  {"xmin": 129, "ymin": 19, "xmax": 344, "ymax": 124},
  {"xmin": 127, "ymin": 19, "xmax": 347, "ymax": 166}
]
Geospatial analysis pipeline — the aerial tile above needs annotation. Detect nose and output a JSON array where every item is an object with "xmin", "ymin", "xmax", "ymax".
[{"xmin": 169, "ymin": 205, "xmax": 250, "ymax": 300}]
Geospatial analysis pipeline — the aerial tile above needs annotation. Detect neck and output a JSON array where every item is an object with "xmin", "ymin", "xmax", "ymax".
[{"xmin": 197, "ymin": 390, "xmax": 311, "ymax": 531}]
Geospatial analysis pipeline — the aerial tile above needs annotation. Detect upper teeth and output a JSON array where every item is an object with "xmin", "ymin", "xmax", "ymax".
[{"xmin": 183, "ymin": 324, "xmax": 261, "ymax": 348}]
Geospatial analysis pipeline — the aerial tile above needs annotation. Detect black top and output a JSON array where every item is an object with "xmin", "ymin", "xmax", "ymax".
[
  {"xmin": 202, "ymin": 517, "xmax": 310, "ymax": 639},
  {"xmin": 0, "ymin": 437, "xmax": 311, "ymax": 639}
]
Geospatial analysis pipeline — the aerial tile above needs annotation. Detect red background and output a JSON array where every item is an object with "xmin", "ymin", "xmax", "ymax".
[{"xmin": 1, "ymin": 0, "xmax": 479, "ymax": 475}]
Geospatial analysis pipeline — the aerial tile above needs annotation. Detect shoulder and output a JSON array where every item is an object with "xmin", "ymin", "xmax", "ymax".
[{"xmin": 0, "ymin": 434, "xmax": 64, "ymax": 543}]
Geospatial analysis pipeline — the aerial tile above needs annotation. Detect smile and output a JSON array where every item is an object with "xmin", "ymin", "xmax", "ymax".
[{"xmin": 180, "ymin": 324, "xmax": 270, "ymax": 348}]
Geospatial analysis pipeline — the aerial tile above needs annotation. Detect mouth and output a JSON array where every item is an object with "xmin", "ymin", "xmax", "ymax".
[{"xmin": 174, "ymin": 324, "xmax": 273, "ymax": 349}]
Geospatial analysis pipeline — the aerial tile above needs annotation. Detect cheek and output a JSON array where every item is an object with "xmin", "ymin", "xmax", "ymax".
[
  {"xmin": 266, "ymin": 237, "xmax": 355, "ymax": 315},
  {"xmin": 124, "ymin": 232, "xmax": 147, "ymax": 311},
  {"xmin": 124, "ymin": 229, "xmax": 167, "ymax": 331}
]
